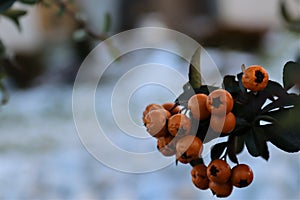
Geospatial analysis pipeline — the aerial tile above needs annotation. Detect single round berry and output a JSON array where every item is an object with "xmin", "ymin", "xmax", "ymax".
[
  {"xmin": 210, "ymin": 112, "xmax": 236, "ymax": 134},
  {"xmin": 242, "ymin": 65, "xmax": 269, "ymax": 92},
  {"xmin": 209, "ymin": 181, "xmax": 233, "ymax": 198},
  {"xmin": 143, "ymin": 103, "xmax": 163, "ymax": 117},
  {"xmin": 206, "ymin": 89, "xmax": 234, "ymax": 116},
  {"xmin": 207, "ymin": 159, "xmax": 232, "ymax": 183},
  {"xmin": 157, "ymin": 136, "xmax": 176, "ymax": 157},
  {"xmin": 231, "ymin": 164, "xmax": 254, "ymax": 188},
  {"xmin": 168, "ymin": 113, "xmax": 191, "ymax": 137},
  {"xmin": 142, "ymin": 104, "xmax": 164, "ymax": 124},
  {"xmin": 162, "ymin": 102, "xmax": 180, "ymax": 115},
  {"xmin": 188, "ymin": 94, "xmax": 211, "ymax": 120},
  {"xmin": 191, "ymin": 164, "xmax": 209, "ymax": 190},
  {"xmin": 176, "ymin": 135, "xmax": 203, "ymax": 164},
  {"xmin": 144, "ymin": 109, "xmax": 168, "ymax": 138}
]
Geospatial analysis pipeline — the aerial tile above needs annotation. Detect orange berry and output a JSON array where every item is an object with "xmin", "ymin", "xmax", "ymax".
[
  {"xmin": 207, "ymin": 159, "xmax": 232, "ymax": 183},
  {"xmin": 209, "ymin": 181, "xmax": 233, "ymax": 198},
  {"xmin": 144, "ymin": 109, "xmax": 168, "ymax": 138},
  {"xmin": 168, "ymin": 114, "xmax": 191, "ymax": 137},
  {"xmin": 162, "ymin": 109, "xmax": 172, "ymax": 119},
  {"xmin": 206, "ymin": 89, "xmax": 234, "ymax": 116},
  {"xmin": 242, "ymin": 65, "xmax": 269, "ymax": 92},
  {"xmin": 188, "ymin": 94, "xmax": 211, "ymax": 120},
  {"xmin": 209, "ymin": 112, "xmax": 236, "ymax": 134},
  {"xmin": 176, "ymin": 135, "xmax": 203, "ymax": 164},
  {"xmin": 231, "ymin": 164, "xmax": 254, "ymax": 188},
  {"xmin": 162, "ymin": 102, "xmax": 180, "ymax": 115},
  {"xmin": 157, "ymin": 136, "xmax": 177, "ymax": 157},
  {"xmin": 142, "ymin": 103, "xmax": 164, "ymax": 124},
  {"xmin": 191, "ymin": 164, "xmax": 209, "ymax": 190},
  {"xmin": 143, "ymin": 103, "xmax": 163, "ymax": 117}
]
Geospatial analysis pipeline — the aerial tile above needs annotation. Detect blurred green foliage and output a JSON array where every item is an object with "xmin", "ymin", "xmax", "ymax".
[
  {"xmin": 1, "ymin": 9, "xmax": 27, "ymax": 30},
  {"xmin": 0, "ymin": 0, "xmax": 16, "ymax": 13}
]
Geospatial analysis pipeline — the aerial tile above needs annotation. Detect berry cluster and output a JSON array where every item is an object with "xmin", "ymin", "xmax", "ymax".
[
  {"xmin": 142, "ymin": 65, "xmax": 272, "ymax": 197},
  {"xmin": 143, "ymin": 87, "xmax": 237, "ymax": 162},
  {"xmin": 191, "ymin": 160, "xmax": 253, "ymax": 197}
]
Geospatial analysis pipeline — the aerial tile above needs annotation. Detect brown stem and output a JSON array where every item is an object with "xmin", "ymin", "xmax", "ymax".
[{"xmin": 241, "ymin": 64, "xmax": 246, "ymax": 73}]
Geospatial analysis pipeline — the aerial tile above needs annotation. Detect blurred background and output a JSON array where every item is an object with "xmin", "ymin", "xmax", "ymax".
[{"xmin": 0, "ymin": 0, "xmax": 299, "ymax": 199}]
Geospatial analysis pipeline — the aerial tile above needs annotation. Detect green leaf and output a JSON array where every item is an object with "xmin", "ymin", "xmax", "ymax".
[
  {"xmin": 234, "ymin": 93, "xmax": 264, "ymax": 122},
  {"xmin": 1, "ymin": 9, "xmax": 27, "ymax": 31},
  {"xmin": 175, "ymin": 83, "xmax": 194, "ymax": 108},
  {"xmin": 210, "ymin": 142, "xmax": 227, "ymax": 161},
  {"xmin": 227, "ymin": 136, "xmax": 238, "ymax": 164},
  {"xmin": 188, "ymin": 47, "xmax": 202, "ymax": 89},
  {"xmin": 265, "ymin": 102, "xmax": 300, "ymax": 133},
  {"xmin": 278, "ymin": 103, "xmax": 300, "ymax": 128},
  {"xmin": 245, "ymin": 130, "xmax": 260, "ymax": 157},
  {"xmin": 0, "ymin": 0, "xmax": 16, "ymax": 13},
  {"xmin": 240, "ymin": 81, "xmax": 287, "ymax": 119},
  {"xmin": 235, "ymin": 135, "xmax": 245, "ymax": 154},
  {"xmin": 262, "ymin": 124, "xmax": 300, "ymax": 153},
  {"xmin": 233, "ymin": 81, "xmax": 293, "ymax": 123},
  {"xmin": 244, "ymin": 128, "xmax": 269, "ymax": 160},
  {"xmin": 233, "ymin": 117, "xmax": 251, "ymax": 132},
  {"xmin": 262, "ymin": 80, "xmax": 287, "ymax": 100},
  {"xmin": 254, "ymin": 115, "xmax": 277, "ymax": 124},
  {"xmin": 263, "ymin": 103, "xmax": 300, "ymax": 153},
  {"xmin": 264, "ymin": 98, "xmax": 300, "ymax": 136},
  {"xmin": 261, "ymin": 94, "xmax": 299, "ymax": 114},
  {"xmin": 283, "ymin": 61, "xmax": 300, "ymax": 90},
  {"xmin": 253, "ymin": 127, "xmax": 269, "ymax": 160},
  {"xmin": 237, "ymin": 72, "xmax": 246, "ymax": 93},
  {"xmin": 223, "ymin": 75, "xmax": 240, "ymax": 97},
  {"xmin": 103, "ymin": 13, "xmax": 111, "ymax": 33},
  {"xmin": 18, "ymin": 0, "xmax": 38, "ymax": 5}
]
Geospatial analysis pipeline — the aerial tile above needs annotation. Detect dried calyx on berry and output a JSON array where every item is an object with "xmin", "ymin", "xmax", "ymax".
[
  {"xmin": 206, "ymin": 89, "xmax": 234, "ymax": 116},
  {"xmin": 207, "ymin": 159, "xmax": 231, "ymax": 184},
  {"xmin": 176, "ymin": 135, "xmax": 203, "ymax": 164},
  {"xmin": 242, "ymin": 65, "xmax": 269, "ymax": 92}
]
